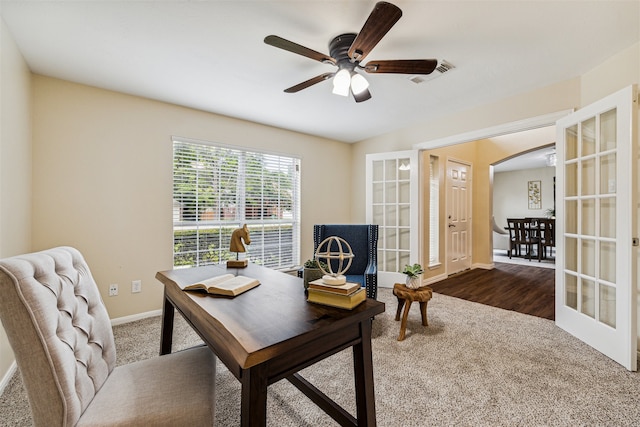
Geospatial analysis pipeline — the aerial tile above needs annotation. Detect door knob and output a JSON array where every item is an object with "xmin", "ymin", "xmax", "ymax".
[{"xmin": 448, "ymin": 224, "xmax": 456, "ymax": 228}]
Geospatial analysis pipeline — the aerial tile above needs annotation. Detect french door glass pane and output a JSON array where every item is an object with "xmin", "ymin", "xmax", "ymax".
[
  {"xmin": 398, "ymin": 251, "xmax": 410, "ymax": 270},
  {"xmin": 600, "ymin": 198, "xmax": 616, "ymax": 238},
  {"xmin": 566, "ymin": 273, "xmax": 578, "ymax": 309},
  {"xmin": 600, "ymin": 284, "xmax": 616, "ymax": 328},
  {"xmin": 565, "ymin": 236, "xmax": 578, "ymax": 271},
  {"xmin": 600, "ymin": 241, "xmax": 616, "ymax": 283},
  {"xmin": 581, "ymin": 158, "xmax": 596, "ymax": 195},
  {"xmin": 385, "ymin": 182, "xmax": 396, "ymax": 203},
  {"xmin": 581, "ymin": 278, "xmax": 596, "ymax": 318},
  {"xmin": 566, "ymin": 125, "xmax": 578, "ymax": 160},
  {"xmin": 582, "ymin": 117, "xmax": 596, "ymax": 156},
  {"xmin": 385, "ymin": 205, "xmax": 397, "ymax": 226},
  {"xmin": 399, "ymin": 181, "xmax": 410, "ymax": 203},
  {"xmin": 385, "ymin": 250, "xmax": 397, "ymax": 272},
  {"xmin": 600, "ymin": 109, "xmax": 617, "ymax": 151},
  {"xmin": 566, "ymin": 162, "xmax": 578, "ymax": 196},
  {"xmin": 372, "ymin": 205, "xmax": 384, "ymax": 224},
  {"xmin": 399, "ymin": 228, "xmax": 410, "ymax": 250},
  {"xmin": 600, "ymin": 153, "xmax": 616, "ymax": 194},
  {"xmin": 385, "ymin": 160, "xmax": 397, "ymax": 180},
  {"xmin": 565, "ymin": 200, "xmax": 578, "ymax": 234},
  {"xmin": 373, "ymin": 182, "xmax": 383, "ymax": 203},
  {"xmin": 581, "ymin": 239, "xmax": 595, "ymax": 277},
  {"xmin": 398, "ymin": 158, "xmax": 410, "ymax": 180},
  {"xmin": 385, "ymin": 225, "xmax": 397, "ymax": 247},
  {"xmin": 581, "ymin": 199, "xmax": 596, "ymax": 235},
  {"xmin": 399, "ymin": 205, "xmax": 410, "ymax": 227},
  {"xmin": 373, "ymin": 160, "xmax": 383, "ymax": 181}
]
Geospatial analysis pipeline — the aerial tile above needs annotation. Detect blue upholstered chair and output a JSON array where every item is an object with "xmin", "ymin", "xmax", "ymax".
[{"xmin": 313, "ymin": 224, "xmax": 379, "ymax": 299}]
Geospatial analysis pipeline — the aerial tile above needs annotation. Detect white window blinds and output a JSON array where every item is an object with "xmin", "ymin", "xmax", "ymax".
[{"xmin": 172, "ymin": 138, "xmax": 300, "ymax": 269}]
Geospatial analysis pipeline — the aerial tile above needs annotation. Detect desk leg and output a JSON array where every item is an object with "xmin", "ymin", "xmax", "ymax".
[
  {"xmin": 353, "ymin": 319, "xmax": 377, "ymax": 427},
  {"xmin": 160, "ymin": 294, "xmax": 175, "ymax": 355},
  {"xmin": 241, "ymin": 364, "xmax": 268, "ymax": 427}
]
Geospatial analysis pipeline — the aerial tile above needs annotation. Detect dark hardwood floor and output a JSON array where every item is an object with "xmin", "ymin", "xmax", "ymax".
[{"xmin": 429, "ymin": 262, "xmax": 555, "ymax": 320}]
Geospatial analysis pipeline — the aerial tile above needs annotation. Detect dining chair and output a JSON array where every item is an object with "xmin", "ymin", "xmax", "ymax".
[
  {"xmin": 507, "ymin": 218, "xmax": 541, "ymax": 261},
  {"xmin": 538, "ymin": 218, "xmax": 556, "ymax": 259},
  {"xmin": 0, "ymin": 246, "xmax": 216, "ymax": 427}
]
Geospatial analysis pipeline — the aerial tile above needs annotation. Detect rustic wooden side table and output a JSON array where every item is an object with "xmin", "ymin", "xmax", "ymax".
[{"xmin": 393, "ymin": 283, "xmax": 433, "ymax": 341}]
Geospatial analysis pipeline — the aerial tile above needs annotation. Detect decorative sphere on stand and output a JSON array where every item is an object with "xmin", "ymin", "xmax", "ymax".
[{"xmin": 314, "ymin": 236, "xmax": 355, "ymax": 285}]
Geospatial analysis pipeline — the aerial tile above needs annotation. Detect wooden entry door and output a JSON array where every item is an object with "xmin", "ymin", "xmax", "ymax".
[{"xmin": 446, "ymin": 159, "xmax": 471, "ymax": 275}]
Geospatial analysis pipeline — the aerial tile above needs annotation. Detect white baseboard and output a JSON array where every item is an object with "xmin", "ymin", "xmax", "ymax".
[
  {"xmin": 472, "ymin": 262, "xmax": 495, "ymax": 270},
  {"xmin": 110, "ymin": 309, "xmax": 163, "ymax": 326},
  {"xmin": 0, "ymin": 361, "xmax": 17, "ymax": 396},
  {"xmin": 424, "ymin": 272, "xmax": 448, "ymax": 285}
]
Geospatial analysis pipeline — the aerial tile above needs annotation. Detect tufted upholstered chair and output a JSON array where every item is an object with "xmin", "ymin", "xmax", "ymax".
[
  {"xmin": 0, "ymin": 247, "xmax": 216, "ymax": 427},
  {"xmin": 313, "ymin": 224, "xmax": 379, "ymax": 299}
]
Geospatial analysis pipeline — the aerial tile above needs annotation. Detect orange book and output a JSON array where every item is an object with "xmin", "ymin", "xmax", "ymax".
[
  {"xmin": 307, "ymin": 288, "xmax": 366, "ymax": 310},
  {"xmin": 308, "ymin": 279, "xmax": 361, "ymax": 295}
]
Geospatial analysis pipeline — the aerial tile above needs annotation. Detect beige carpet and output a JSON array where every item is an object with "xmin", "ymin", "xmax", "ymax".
[{"xmin": 2, "ymin": 288, "xmax": 640, "ymax": 426}]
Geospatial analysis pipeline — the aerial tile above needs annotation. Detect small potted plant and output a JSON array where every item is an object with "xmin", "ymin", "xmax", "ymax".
[
  {"xmin": 402, "ymin": 263, "xmax": 424, "ymax": 289},
  {"xmin": 303, "ymin": 258, "xmax": 328, "ymax": 289}
]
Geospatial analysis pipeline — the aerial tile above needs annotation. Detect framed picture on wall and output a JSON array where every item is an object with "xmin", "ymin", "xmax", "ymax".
[{"xmin": 528, "ymin": 180, "xmax": 541, "ymax": 209}]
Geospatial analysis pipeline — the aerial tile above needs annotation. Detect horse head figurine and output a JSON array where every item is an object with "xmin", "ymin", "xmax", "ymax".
[{"xmin": 230, "ymin": 224, "xmax": 251, "ymax": 254}]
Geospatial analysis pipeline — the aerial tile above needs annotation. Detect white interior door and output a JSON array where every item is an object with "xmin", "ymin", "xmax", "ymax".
[
  {"xmin": 555, "ymin": 85, "xmax": 637, "ymax": 371},
  {"xmin": 366, "ymin": 151, "xmax": 420, "ymax": 287},
  {"xmin": 446, "ymin": 159, "xmax": 471, "ymax": 275}
]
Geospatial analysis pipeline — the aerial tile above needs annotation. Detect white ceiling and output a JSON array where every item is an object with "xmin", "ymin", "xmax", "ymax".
[
  {"xmin": 1, "ymin": 1, "xmax": 638, "ymax": 143},
  {"xmin": 493, "ymin": 145, "xmax": 555, "ymax": 172}
]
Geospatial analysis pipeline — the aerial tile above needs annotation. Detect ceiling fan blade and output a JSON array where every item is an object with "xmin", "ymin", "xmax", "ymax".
[
  {"xmin": 284, "ymin": 72, "xmax": 335, "ymax": 93},
  {"xmin": 348, "ymin": 2, "xmax": 402, "ymax": 63},
  {"xmin": 364, "ymin": 59, "xmax": 439, "ymax": 74},
  {"xmin": 264, "ymin": 35, "xmax": 336, "ymax": 65},
  {"xmin": 352, "ymin": 88, "xmax": 372, "ymax": 103}
]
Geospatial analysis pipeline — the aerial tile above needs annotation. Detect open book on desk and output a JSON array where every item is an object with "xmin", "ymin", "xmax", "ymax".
[{"xmin": 183, "ymin": 273, "xmax": 260, "ymax": 297}]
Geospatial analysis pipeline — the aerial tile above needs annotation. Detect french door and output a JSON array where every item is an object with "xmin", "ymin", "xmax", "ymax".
[
  {"xmin": 366, "ymin": 151, "xmax": 420, "ymax": 287},
  {"xmin": 555, "ymin": 85, "xmax": 637, "ymax": 370}
]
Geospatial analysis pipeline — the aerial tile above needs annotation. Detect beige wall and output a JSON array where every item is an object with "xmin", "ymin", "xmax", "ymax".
[
  {"xmin": 581, "ymin": 42, "xmax": 640, "ymax": 107},
  {"xmin": 0, "ymin": 18, "xmax": 32, "ymax": 382},
  {"xmin": 31, "ymin": 76, "xmax": 352, "ymax": 321},
  {"xmin": 493, "ymin": 167, "xmax": 556, "ymax": 225}
]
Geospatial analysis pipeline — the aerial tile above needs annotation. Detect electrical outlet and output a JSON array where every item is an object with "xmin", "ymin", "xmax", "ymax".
[
  {"xmin": 132, "ymin": 280, "xmax": 142, "ymax": 293},
  {"xmin": 109, "ymin": 284, "xmax": 118, "ymax": 297}
]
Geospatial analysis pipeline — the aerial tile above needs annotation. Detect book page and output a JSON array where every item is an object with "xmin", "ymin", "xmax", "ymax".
[
  {"xmin": 184, "ymin": 273, "xmax": 235, "ymax": 290},
  {"xmin": 210, "ymin": 275, "xmax": 258, "ymax": 292}
]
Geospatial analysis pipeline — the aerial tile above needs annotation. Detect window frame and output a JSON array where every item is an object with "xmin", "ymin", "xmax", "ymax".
[{"xmin": 172, "ymin": 137, "xmax": 301, "ymax": 270}]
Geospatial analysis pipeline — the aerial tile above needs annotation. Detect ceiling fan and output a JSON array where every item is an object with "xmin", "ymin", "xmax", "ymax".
[{"xmin": 264, "ymin": 1, "xmax": 438, "ymax": 103}]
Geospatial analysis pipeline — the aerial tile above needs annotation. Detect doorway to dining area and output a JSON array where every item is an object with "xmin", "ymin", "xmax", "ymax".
[{"xmin": 492, "ymin": 145, "xmax": 556, "ymax": 269}]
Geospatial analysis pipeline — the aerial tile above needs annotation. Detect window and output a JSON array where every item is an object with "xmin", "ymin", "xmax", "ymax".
[
  {"xmin": 429, "ymin": 155, "xmax": 440, "ymax": 267},
  {"xmin": 172, "ymin": 138, "xmax": 300, "ymax": 270}
]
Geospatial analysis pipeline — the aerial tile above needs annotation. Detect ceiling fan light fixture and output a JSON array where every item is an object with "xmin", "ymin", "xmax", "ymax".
[
  {"xmin": 332, "ymin": 69, "xmax": 351, "ymax": 97},
  {"xmin": 350, "ymin": 73, "xmax": 369, "ymax": 95}
]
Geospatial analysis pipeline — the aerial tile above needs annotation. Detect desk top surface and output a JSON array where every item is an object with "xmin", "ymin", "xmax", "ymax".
[{"xmin": 156, "ymin": 263, "xmax": 385, "ymax": 368}]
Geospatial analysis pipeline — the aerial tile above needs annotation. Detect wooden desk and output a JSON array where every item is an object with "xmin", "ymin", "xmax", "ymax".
[{"xmin": 156, "ymin": 263, "xmax": 385, "ymax": 427}]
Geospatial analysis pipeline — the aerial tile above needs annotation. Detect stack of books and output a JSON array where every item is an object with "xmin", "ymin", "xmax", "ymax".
[{"xmin": 306, "ymin": 278, "xmax": 366, "ymax": 310}]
